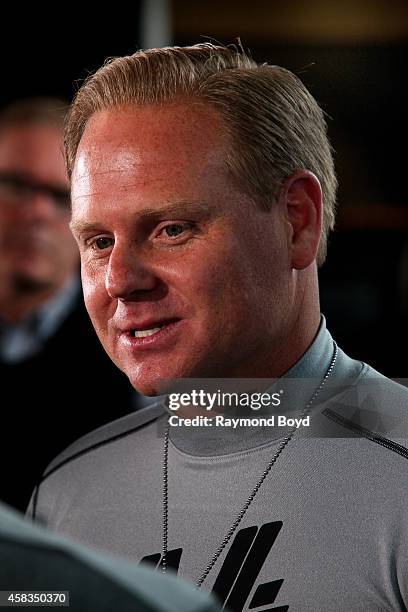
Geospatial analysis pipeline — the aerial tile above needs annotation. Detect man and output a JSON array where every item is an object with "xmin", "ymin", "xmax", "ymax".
[
  {"xmin": 0, "ymin": 501, "xmax": 220, "ymax": 612},
  {"xmin": 0, "ymin": 99, "xmax": 140, "ymax": 511},
  {"xmin": 29, "ymin": 46, "xmax": 408, "ymax": 611}
]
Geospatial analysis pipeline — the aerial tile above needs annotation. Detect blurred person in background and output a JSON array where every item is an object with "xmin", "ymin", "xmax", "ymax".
[{"xmin": 0, "ymin": 98, "xmax": 145, "ymax": 512}]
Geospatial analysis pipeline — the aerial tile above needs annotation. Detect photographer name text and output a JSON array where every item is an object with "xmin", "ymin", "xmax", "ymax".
[{"xmin": 168, "ymin": 415, "xmax": 309, "ymax": 428}]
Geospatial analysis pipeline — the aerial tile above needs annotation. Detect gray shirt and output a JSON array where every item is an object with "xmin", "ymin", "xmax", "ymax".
[{"xmin": 29, "ymin": 321, "xmax": 408, "ymax": 611}]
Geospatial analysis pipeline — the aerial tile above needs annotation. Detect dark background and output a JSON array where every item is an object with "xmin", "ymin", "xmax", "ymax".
[
  {"xmin": 0, "ymin": 7, "xmax": 143, "ymax": 106},
  {"xmin": 1, "ymin": 1, "xmax": 406, "ymax": 376}
]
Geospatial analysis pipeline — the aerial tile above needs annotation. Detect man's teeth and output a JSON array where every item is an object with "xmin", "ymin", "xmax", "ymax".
[{"xmin": 132, "ymin": 327, "xmax": 162, "ymax": 338}]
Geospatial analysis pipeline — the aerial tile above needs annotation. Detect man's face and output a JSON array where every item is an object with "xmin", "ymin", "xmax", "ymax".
[
  {"xmin": 71, "ymin": 103, "xmax": 295, "ymax": 394},
  {"xmin": 0, "ymin": 123, "xmax": 78, "ymax": 292}
]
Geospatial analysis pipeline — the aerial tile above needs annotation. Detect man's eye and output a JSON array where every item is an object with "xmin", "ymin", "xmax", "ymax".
[
  {"xmin": 94, "ymin": 237, "xmax": 113, "ymax": 250},
  {"xmin": 164, "ymin": 224, "xmax": 185, "ymax": 238}
]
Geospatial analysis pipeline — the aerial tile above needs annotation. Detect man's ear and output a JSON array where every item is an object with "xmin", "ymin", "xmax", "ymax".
[{"xmin": 281, "ymin": 170, "xmax": 322, "ymax": 270}]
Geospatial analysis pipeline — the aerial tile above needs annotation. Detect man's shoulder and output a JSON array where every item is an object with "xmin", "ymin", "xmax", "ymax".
[
  {"xmin": 341, "ymin": 348, "xmax": 408, "ymax": 406},
  {"xmin": 336, "ymin": 344, "xmax": 407, "ymax": 397},
  {"xmin": 43, "ymin": 402, "xmax": 166, "ymax": 478},
  {"xmin": 323, "ymin": 347, "xmax": 408, "ymax": 455}
]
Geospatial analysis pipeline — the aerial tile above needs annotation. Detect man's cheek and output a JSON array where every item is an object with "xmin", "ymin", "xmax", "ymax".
[
  {"xmin": 82, "ymin": 280, "xmax": 104, "ymax": 323},
  {"xmin": 82, "ymin": 264, "xmax": 103, "ymax": 297}
]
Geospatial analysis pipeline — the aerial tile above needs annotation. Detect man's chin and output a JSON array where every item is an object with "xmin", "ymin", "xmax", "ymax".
[
  {"xmin": 128, "ymin": 379, "xmax": 168, "ymax": 397},
  {"xmin": 125, "ymin": 370, "xmax": 186, "ymax": 398}
]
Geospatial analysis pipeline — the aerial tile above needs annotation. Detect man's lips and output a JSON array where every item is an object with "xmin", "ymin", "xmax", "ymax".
[
  {"xmin": 118, "ymin": 317, "xmax": 181, "ymax": 334},
  {"xmin": 117, "ymin": 318, "xmax": 184, "ymax": 349}
]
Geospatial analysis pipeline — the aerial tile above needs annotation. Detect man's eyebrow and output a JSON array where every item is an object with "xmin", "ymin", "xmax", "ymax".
[
  {"xmin": 138, "ymin": 200, "xmax": 210, "ymax": 220},
  {"xmin": 69, "ymin": 220, "xmax": 104, "ymax": 236},
  {"xmin": 69, "ymin": 201, "xmax": 211, "ymax": 236}
]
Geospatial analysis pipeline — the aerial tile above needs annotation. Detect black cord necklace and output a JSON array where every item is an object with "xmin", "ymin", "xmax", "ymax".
[{"xmin": 162, "ymin": 341, "xmax": 338, "ymax": 588}]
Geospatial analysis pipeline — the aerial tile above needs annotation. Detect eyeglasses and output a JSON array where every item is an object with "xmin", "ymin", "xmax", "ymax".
[{"xmin": 0, "ymin": 171, "xmax": 71, "ymax": 213}]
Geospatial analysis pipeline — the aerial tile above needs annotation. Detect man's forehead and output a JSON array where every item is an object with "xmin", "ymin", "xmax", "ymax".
[
  {"xmin": 74, "ymin": 102, "xmax": 229, "ymax": 163},
  {"xmin": 71, "ymin": 145, "xmax": 201, "ymax": 204},
  {"xmin": 72, "ymin": 142, "xmax": 142, "ymax": 189},
  {"xmin": 71, "ymin": 103, "xmax": 231, "ymax": 201}
]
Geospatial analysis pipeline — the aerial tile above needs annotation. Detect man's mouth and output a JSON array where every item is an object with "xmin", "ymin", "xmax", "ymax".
[
  {"xmin": 131, "ymin": 326, "xmax": 164, "ymax": 338},
  {"xmin": 118, "ymin": 318, "xmax": 184, "ymax": 352},
  {"xmin": 124, "ymin": 318, "xmax": 181, "ymax": 339}
]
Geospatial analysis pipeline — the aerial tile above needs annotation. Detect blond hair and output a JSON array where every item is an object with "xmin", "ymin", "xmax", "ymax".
[{"xmin": 65, "ymin": 43, "xmax": 337, "ymax": 265}]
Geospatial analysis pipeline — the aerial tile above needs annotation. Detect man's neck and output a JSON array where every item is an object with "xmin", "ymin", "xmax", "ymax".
[{"xmin": 168, "ymin": 314, "xmax": 335, "ymax": 456}]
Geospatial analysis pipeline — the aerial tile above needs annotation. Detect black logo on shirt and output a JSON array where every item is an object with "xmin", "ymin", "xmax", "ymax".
[{"xmin": 141, "ymin": 520, "xmax": 287, "ymax": 611}]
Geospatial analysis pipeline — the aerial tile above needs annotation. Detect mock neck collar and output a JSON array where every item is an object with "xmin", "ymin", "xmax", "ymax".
[{"xmin": 169, "ymin": 316, "xmax": 336, "ymax": 456}]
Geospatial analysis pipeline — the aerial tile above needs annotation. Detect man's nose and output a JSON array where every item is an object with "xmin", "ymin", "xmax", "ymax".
[{"xmin": 105, "ymin": 243, "xmax": 158, "ymax": 300}]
